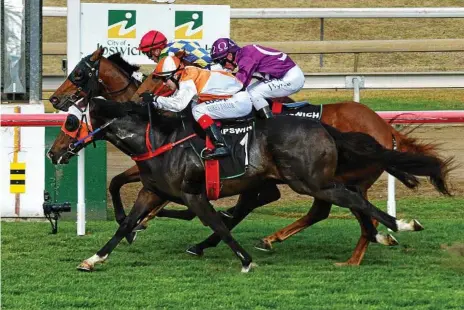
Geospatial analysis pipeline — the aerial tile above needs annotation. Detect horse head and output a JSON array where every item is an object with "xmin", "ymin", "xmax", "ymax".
[
  {"xmin": 49, "ymin": 47, "xmax": 141, "ymax": 112},
  {"xmin": 47, "ymin": 96, "xmax": 137, "ymax": 164},
  {"xmin": 131, "ymin": 50, "xmax": 187, "ymax": 102},
  {"xmin": 131, "ymin": 71, "xmax": 175, "ymax": 102}
]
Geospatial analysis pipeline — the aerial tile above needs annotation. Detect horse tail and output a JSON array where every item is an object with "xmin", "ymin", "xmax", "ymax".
[
  {"xmin": 392, "ymin": 128, "xmax": 456, "ymax": 195},
  {"xmin": 322, "ymin": 123, "xmax": 455, "ymax": 196}
]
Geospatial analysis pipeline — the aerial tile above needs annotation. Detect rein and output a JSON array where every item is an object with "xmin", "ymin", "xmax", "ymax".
[
  {"xmin": 131, "ymin": 123, "xmax": 196, "ymax": 161},
  {"xmin": 61, "ymin": 99, "xmax": 116, "ymax": 157},
  {"xmin": 70, "ymin": 118, "xmax": 117, "ymax": 150},
  {"xmin": 129, "ymin": 77, "xmax": 179, "ymax": 161}
]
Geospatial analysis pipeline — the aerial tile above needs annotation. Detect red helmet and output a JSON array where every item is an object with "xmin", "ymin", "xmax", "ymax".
[{"xmin": 138, "ymin": 30, "xmax": 168, "ymax": 52}]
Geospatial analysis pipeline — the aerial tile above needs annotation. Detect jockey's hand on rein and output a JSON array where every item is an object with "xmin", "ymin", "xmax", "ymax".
[{"xmin": 140, "ymin": 91, "xmax": 155, "ymax": 104}]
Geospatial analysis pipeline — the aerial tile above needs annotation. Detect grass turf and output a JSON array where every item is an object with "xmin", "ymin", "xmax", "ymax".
[{"xmin": 2, "ymin": 197, "xmax": 463, "ymax": 309}]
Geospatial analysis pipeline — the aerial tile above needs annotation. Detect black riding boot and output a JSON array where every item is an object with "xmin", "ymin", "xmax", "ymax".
[
  {"xmin": 258, "ymin": 105, "xmax": 274, "ymax": 119},
  {"xmin": 204, "ymin": 123, "xmax": 231, "ymax": 159}
]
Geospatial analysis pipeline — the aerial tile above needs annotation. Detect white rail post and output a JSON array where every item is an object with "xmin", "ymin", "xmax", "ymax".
[
  {"xmin": 387, "ymin": 140, "xmax": 398, "ymax": 218},
  {"xmin": 353, "ymin": 77, "xmax": 361, "ymax": 102},
  {"xmin": 387, "ymin": 174, "xmax": 396, "ymax": 217},
  {"xmin": 345, "ymin": 76, "xmax": 364, "ymax": 102},
  {"xmin": 67, "ymin": 0, "xmax": 85, "ymax": 236}
]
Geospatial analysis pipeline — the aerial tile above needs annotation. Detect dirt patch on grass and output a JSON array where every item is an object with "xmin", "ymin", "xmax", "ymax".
[{"xmin": 441, "ymin": 243, "xmax": 464, "ymax": 272}]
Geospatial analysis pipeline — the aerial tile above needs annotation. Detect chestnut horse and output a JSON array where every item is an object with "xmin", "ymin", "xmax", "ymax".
[{"xmin": 130, "ymin": 72, "xmax": 452, "ymax": 266}]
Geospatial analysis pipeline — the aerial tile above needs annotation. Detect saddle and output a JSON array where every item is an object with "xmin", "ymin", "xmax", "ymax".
[
  {"xmin": 271, "ymin": 101, "xmax": 322, "ymax": 120},
  {"xmin": 135, "ymin": 101, "xmax": 322, "ymax": 200}
]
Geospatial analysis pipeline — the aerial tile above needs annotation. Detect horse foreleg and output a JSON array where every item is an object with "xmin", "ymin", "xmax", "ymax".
[
  {"xmin": 256, "ymin": 198, "xmax": 332, "ymax": 252},
  {"xmin": 78, "ymin": 188, "xmax": 166, "ymax": 272},
  {"xmin": 109, "ymin": 165, "xmax": 141, "ymax": 244}
]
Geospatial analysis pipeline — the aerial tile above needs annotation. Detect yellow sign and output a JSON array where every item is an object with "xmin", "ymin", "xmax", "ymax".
[
  {"xmin": 175, "ymin": 11, "xmax": 203, "ymax": 40},
  {"xmin": 108, "ymin": 10, "xmax": 137, "ymax": 39},
  {"xmin": 10, "ymin": 162, "xmax": 26, "ymax": 193}
]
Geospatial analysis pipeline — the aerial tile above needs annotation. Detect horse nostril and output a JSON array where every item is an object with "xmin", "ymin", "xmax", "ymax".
[{"xmin": 47, "ymin": 151, "xmax": 54, "ymax": 160}]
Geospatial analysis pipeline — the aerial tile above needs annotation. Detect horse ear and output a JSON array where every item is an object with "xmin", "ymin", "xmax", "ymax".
[{"xmin": 90, "ymin": 47, "xmax": 105, "ymax": 61}]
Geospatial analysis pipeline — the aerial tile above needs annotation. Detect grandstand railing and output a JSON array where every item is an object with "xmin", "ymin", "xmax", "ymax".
[{"xmin": 43, "ymin": 7, "xmax": 464, "ymax": 18}]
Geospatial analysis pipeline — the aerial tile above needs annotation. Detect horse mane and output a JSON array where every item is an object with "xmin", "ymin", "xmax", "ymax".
[
  {"xmin": 107, "ymin": 53, "xmax": 140, "ymax": 76},
  {"xmin": 91, "ymin": 97, "xmax": 136, "ymax": 119},
  {"xmin": 92, "ymin": 97, "xmax": 186, "ymax": 136}
]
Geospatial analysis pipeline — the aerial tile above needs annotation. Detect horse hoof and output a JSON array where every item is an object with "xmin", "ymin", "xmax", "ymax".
[
  {"xmin": 412, "ymin": 219, "xmax": 424, "ymax": 231},
  {"xmin": 241, "ymin": 262, "xmax": 256, "ymax": 273},
  {"xmin": 186, "ymin": 245, "xmax": 204, "ymax": 257},
  {"xmin": 334, "ymin": 260, "xmax": 359, "ymax": 267},
  {"xmin": 219, "ymin": 211, "xmax": 233, "ymax": 219},
  {"xmin": 125, "ymin": 232, "xmax": 137, "ymax": 244},
  {"xmin": 375, "ymin": 233, "xmax": 399, "ymax": 246},
  {"xmin": 397, "ymin": 219, "xmax": 425, "ymax": 232},
  {"xmin": 385, "ymin": 234, "xmax": 399, "ymax": 246},
  {"xmin": 254, "ymin": 239, "xmax": 273, "ymax": 252},
  {"xmin": 77, "ymin": 261, "xmax": 94, "ymax": 272},
  {"xmin": 133, "ymin": 224, "xmax": 147, "ymax": 232}
]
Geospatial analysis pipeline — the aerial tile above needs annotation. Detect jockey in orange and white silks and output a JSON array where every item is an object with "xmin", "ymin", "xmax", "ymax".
[
  {"xmin": 143, "ymin": 56, "xmax": 252, "ymax": 159},
  {"xmin": 210, "ymin": 38, "xmax": 305, "ymax": 118}
]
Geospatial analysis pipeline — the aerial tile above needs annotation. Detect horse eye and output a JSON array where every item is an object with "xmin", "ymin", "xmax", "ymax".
[{"xmin": 65, "ymin": 115, "xmax": 80, "ymax": 132}]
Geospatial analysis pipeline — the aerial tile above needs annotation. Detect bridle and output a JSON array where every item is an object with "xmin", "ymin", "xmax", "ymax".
[
  {"xmin": 60, "ymin": 98, "xmax": 116, "ymax": 159},
  {"xmin": 62, "ymin": 55, "xmax": 137, "ymax": 111}
]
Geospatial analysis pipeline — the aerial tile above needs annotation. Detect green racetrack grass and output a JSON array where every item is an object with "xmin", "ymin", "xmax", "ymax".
[{"xmin": 2, "ymin": 197, "xmax": 463, "ymax": 309}]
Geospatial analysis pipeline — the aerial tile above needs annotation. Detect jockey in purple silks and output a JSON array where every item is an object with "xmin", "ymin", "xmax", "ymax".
[{"xmin": 210, "ymin": 38, "xmax": 305, "ymax": 119}]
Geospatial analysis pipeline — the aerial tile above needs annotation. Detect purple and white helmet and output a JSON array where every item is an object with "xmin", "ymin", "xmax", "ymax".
[{"xmin": 210, "ymin": 38, "xmax": 240, "ymax": 61}]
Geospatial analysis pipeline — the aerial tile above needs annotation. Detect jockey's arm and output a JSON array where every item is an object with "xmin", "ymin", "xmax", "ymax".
[
  {"xmin": 155, "ymin": 80, "xmax": 197, "ymax": 113},
  {"xmin": 235, "ymin": 56, "xmax": 259, "ymax": 88}
]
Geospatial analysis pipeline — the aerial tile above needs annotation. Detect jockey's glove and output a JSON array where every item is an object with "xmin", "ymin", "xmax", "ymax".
[{"xmin": 140, "ymin": 91, "xmax": 154, "ymax": 104}]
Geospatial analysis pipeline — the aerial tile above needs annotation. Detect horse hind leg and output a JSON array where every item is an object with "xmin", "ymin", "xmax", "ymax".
[
  {"xmin": 336, "ymin": 209, "xmax": 399, "ymax": 266},
  {"xmin": 109, "ymin": 165, "xmax": 141, "ymax": 224},
  {"xmin": 335, "ymin": 186, "xmax": 393, "ymax": 266},
  {"xmin": 186, "ymin": 183, "xmax": 281, "ymax": 256},
  {"xmin": 181, "ymin": 191, "xmax": 254, "ymax": 273},
  {"xmin": 293, "ymin": 182, "xmax": 417, "ymax": 233},
  {"xmin": 186, "ymin": 190, "xmax": 260, "ymax": 256},
  {"xmin": 256, "ymin": 198, "xmax": 332, "ymax": 252}
]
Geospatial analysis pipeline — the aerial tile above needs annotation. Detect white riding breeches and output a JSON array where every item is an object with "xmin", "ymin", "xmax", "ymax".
[
  {"xmin": 247, "ymin": 65, "xmax": 305, "ymax": 110},
  {"xmin": 192, "ymin": 91, "xmax": 253, "ymax": 121}
]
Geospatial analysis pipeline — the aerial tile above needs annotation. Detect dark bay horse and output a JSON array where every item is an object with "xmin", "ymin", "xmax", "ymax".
[
  {"xmin": 48, "ymin": 48, "xmax": 276, "ymax": 246},
  {"xmin": 131, "ymin": 74, "xmax": 453, "ymax": 265},
  {"xmin": 48, "ymin": 96, "xmax": 447, "ymax": 272}
]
